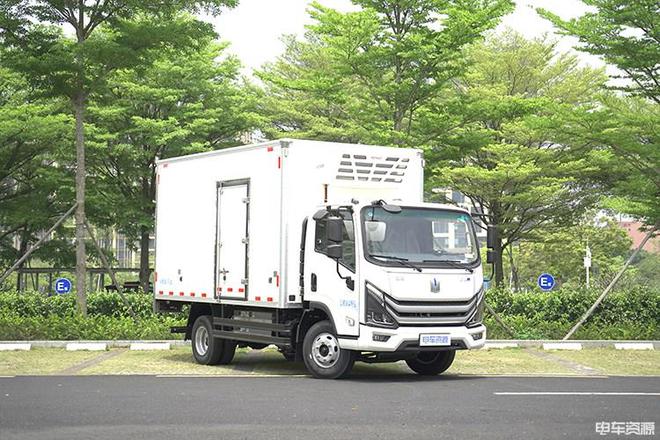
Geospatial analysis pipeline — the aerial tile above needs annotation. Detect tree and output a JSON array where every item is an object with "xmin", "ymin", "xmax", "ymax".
[
  {"xmin": 258, "ymin": 0, "xmax": 514, "ymax": 146},
  {"xmin": 540, "ymin": 2, "xmax": 659, "ymax": 230},
  {"xmin": 0, "ymin": 0, "xmax": 236, "ymax": 314},
  {"xmin": 88, "ymin": 30, "xmax": 258, "ymax": 292},
  {"xmin": 539, "ymin": 0, "xmax": 659, "ymax": 103},
  {"xmin": 428, "ymin": 30, "xmax": 609, "ymax": 286},
  {"xmin": 570, "ymin": 96, "xmax": 659, "ymax": 228}
]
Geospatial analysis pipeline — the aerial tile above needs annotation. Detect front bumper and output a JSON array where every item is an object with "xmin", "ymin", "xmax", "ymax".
[{"xmin": 338, "ymin": 323, "xmax": 486, "ymax": 352}]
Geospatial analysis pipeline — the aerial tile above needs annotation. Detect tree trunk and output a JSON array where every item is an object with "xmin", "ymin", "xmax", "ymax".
[
  {"xmin": 139, "ymin": 174, "xmax": 153, "ymax": 293},
  {"xmin": 139, "ymin": 225, "xmax": 150, "ymax": 293},
  {"xmin": 507, "ymin": 245, "xmax": 520, "ymax": 292},
  {"xmin": 15, "ymin": 228, "xmax": 28, "ymax": 291},
  {"xmin": 493, "ymin": 233, "xmax": 504, "ymax": 287},
  {"xmin": 74, "ymin": 89, "xmax": 87, "ymax": 315}
]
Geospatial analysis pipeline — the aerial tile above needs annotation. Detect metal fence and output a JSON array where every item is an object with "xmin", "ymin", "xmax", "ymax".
[{"xmin": 13, "ymin": 267, "xmax": 152, "ymax": 294}]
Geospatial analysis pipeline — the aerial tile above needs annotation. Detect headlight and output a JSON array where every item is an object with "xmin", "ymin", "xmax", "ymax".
[
  {"xmin": 467, "ymin": 286, "xmax": 485, "ymax": 327},
  {"xmin": 365, "ymin": 283, "xmax": 398, "ymax": 329}
]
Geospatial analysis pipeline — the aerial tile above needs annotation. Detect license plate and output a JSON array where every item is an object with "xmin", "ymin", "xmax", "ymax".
[{"xmin": 419, "ymin": 334, "xmax": 451, "ymax": 347}]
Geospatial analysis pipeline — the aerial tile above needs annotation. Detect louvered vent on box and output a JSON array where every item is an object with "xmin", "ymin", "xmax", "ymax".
[{"xmin": 336, "ymin": 153, "xmax": 408, "ymax": 183}]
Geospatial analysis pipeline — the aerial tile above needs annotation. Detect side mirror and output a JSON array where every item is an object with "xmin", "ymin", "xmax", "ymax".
[
  {"xmin": 326, "ymin": 217, "xmax": 344, "ymax": 243},
  {"xmin": 327, "ymin": 243, "xmax": 343, "ymax": 259},
  {"xmin": 486, "ymin": 249, "xmax": 495, "ymax": 264},
  {"xmin": 486, "ymin": 225, "xmax": 497, "ymax": 250}
]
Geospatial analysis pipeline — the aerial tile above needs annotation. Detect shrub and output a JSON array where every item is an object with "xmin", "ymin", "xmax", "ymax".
[
  {"xmin": 0, "ymin": 287, "xmax": 657, "ymax": 340},
  {"xmin": 0, "ymin": 290, "xmax": 185, "ymax": 340},
  {"xmin": 485, "ymin": 286, "xmax": 660, "ymax": 340}
]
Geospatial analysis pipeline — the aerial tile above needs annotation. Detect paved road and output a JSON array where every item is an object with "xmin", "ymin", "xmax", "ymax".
[{"xmin": 1, "ymin": 375, "xmax": 658, "ymax": 439}]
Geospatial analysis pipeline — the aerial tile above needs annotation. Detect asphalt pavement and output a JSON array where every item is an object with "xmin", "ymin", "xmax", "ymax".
[{"xmin": 1, "ymin": 374, "xmax": 658, "ymax": 440}]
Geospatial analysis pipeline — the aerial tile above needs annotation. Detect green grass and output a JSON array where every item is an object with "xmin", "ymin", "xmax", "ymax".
[
  {"xmin": 550, "ymin": 348, "xmax": 660, "ymax": 376},
  {"xmin": 1, "ymin": 347, "xmax": 657, "ymax": 376},
  {"xmin": 0, "ymin": 348, "xmax": 100, "ymax": 375},
  {"xmin": 450, "ymin": 348, "xmax": 575, "ymax": 375}
]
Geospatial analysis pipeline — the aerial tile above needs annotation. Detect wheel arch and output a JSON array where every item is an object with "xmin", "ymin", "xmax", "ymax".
[
  {"xmin": 186, "ymin": 302, "xmax": 213, "ymax": 340},
  {"xmin": 294, "ymin": 302, "xmax": 338, "ymax": 360}
]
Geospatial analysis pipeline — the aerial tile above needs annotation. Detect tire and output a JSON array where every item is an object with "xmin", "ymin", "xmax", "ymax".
[
  {"xmin": 406, "ymin": 350, "xmax": 456, "ymax": 375},
  {"xmin": 218, "ymin": 340, "xmax": 236, "ymax": 365},
  {"xmin": 302, "ymin": 321, "xmax": 355, "ymax": 379},
  {"xmin": 191, "ymin": 315, "xmax": 224, "ymax": 365}
]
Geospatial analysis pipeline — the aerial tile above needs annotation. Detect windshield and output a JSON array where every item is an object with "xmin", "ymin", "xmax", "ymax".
[{"xmin": 361, "ymin": 206, "xmax": 479, "ymax": 267}]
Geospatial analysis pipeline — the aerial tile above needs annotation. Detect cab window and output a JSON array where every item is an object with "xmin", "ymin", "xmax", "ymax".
[{"xmin": 314, "ymin": 211, "xmax": 355, "ymax": 271}]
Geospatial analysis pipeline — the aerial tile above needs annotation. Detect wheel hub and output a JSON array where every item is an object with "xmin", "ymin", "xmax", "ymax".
[
  {"xmin": 311, "ymin": 332, "xmax": 340, "ymax": 369},
  {"xmin": 194, "ymin": 325, "xmax": 209, "ymax": 356}
]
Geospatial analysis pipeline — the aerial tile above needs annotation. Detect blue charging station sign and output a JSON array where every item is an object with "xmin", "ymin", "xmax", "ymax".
[
  {"xmin": 54, "ymin": 278, "xmax": 72, "ymax": 294},
  {"xmin": 537, "ymin": 273, "xmax": 555, "ymax": 291}
]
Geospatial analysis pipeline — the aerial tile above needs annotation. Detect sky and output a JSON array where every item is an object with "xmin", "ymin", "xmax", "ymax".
[{"xmin": 205, "ymin": 0, "xmax": 604, "ymax": 75}]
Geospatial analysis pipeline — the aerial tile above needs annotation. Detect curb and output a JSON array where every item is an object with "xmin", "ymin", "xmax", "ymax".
[
  {"xmin": 488, "ymin": 340, "xmax": 659, "ymax": 350},
  {"xmin": 484, "ymin": 342, "xmax": 519, "ymax": 349},
  {"xmin": 614, "ymin": 342, "xmax": 654, "ymax": 350},
  {"xmin": 542, "ymin": 342, "xmax": 583, "ymax": 351},
  {"xmin": 1, "ymin": 339, "xmax": 658, "ymax": 351},
  {"xmin": 0, "ymin": 343, "xmax": 31, "ymax": 351},
  {"xmin": 130, "ymin": 342, "xmax": 171, "ymax": 351},
  {"xmin": 66, "ymin": 342, "xmax": 107, "ymax": 351}
]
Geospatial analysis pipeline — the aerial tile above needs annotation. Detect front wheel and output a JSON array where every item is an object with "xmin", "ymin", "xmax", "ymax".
[
  {"xmin": 406, "ymin": 350, "xmax": 456, "ymax": 375},
  {"xmin": 302, "ymin": 321, "xmax": 355, "ymax": 379}
]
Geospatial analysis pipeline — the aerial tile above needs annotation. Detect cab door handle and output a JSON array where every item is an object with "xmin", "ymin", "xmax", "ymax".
[{"xmin": 311, "ymin": 273, "xmax": 317, "ymax": 292}]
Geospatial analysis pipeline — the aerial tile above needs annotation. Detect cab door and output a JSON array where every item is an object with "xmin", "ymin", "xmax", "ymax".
[
  {"xmin": 215, "ymin": 179, "xmax": 249, "ymax": 300},
  {"xmin": 303, "ymin": 209, "xmax": 360, "ymax": 337}
]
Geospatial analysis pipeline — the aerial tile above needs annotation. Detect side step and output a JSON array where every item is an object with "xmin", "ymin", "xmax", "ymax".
[{"xmin": 212, "ymin": 317, "xmax": 296, "ymax": 348}]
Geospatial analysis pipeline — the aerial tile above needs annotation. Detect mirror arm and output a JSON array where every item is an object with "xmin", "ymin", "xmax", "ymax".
[{"xmin": 335, "ymin": 260, "xmax": 354, "ymax": 291}]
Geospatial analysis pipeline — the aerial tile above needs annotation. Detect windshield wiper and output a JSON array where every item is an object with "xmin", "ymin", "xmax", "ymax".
[
  {"xmin": 422, "ymin": 259, "xmax": 474, "ymax": 273},
  {"xmin": 370, "ymin": 254, "xmax": 422, "ymax": 272}
]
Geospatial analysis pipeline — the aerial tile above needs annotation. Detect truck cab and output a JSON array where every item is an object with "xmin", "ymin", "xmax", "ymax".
[{"xmin": 299, "ymin": 200, "xmax": 486, "ymax": 377}]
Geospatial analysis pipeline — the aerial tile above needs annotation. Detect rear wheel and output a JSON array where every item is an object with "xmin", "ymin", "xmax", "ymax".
[
  {"xmin": 191, "ymin": 315, "xmax": 235, "ymax": 365},
  {"xmin": 406, "ymin": 350, "xmax": 455, "ymax": 375},
  {"xmin": 192, "ymin": 315, "xmax": 223, "ymax": 365},
  {"xmin": 218, "ymin": 339, "xmax": 236, "ymax": 365},
  {"xmin": 302, "ymin": 321, "xmax": 354, "ymax": 379}
]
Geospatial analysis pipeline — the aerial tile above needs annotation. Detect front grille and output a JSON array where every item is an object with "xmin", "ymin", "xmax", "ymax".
[{"xmin": 383, "ymin": 292, "xmax": 480, "ymax": 326}]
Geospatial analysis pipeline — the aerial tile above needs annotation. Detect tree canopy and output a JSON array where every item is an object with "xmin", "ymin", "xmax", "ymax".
[
  {"xmin": 540, "ymin": 1, "xmax": 659, "ymax": 229},
  {"xmin": 258, "ymin": 0, "xmax": 514, "ymax": 146}
]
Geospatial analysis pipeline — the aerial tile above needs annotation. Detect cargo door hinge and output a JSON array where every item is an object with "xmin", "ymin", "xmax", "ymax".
[
  {"xmin": 241, "ymin": 278, "xmax": 248, "ymax": 285},
  {"xmin": 241, "ymin": 237, "xmax": 249, "ymax": 244},
  {"xmin": 242, "ymin": 197, "xmax": 250, "ymax": 204}
]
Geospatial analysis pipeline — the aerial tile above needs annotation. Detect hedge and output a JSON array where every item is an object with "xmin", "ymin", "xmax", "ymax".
[
  {"xmin": 0, "ymin": 287, "xmax": 658, "ymax": 340},
  {"xmin": 0, "ymin": 291, "xmax": 184, "ymax": 340},
  {"xmin": 485, "ymin": 286, "xmax": 659, "ymax": 340}
]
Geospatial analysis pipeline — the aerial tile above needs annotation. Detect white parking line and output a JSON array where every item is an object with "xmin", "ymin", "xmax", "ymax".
[{"xmin": 495, "ymin": 392, "xmax": 660, "ymax": 396}]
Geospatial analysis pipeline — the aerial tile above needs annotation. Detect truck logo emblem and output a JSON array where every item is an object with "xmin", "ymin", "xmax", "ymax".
[{"xmin": 430, "ymin": 278, "xmax": 440, "ymax": 293}]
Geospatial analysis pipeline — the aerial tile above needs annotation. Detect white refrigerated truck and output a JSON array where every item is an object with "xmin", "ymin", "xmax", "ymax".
[{"xmin": 154, "ymin": 139, "xmax": 493, "ymax": 378}]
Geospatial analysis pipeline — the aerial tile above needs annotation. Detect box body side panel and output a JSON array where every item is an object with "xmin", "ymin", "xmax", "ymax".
[{"xmin": 155, "ymin": 144, "xmax": 283, "ymax": 305}]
